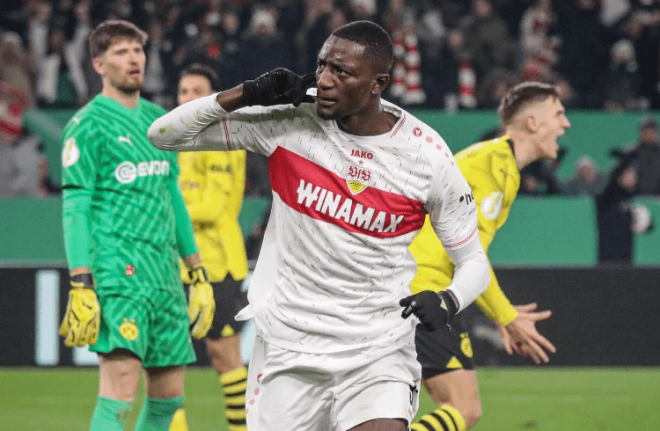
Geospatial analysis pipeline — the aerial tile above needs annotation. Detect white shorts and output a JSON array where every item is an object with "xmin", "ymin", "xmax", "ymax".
[{"xmin": 246, "ymin": 336, "xmax": 421, "ymax": 431}]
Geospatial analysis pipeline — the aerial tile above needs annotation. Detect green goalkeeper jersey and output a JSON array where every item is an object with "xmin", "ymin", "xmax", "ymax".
[{"xmin": 62, "ymin": 94, "xmax": 182, "ymax": 291}]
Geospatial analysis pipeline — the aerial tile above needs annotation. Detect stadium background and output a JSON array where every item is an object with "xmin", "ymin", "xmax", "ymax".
[{"xmin": 2, "ymin": 0, "xmax": 660, "ymax": 429}]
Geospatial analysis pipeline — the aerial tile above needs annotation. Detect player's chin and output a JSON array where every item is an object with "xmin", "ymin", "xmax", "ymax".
[{"xmin": 316, "ymin": 104, "xmax": 340, "ymax": 120}]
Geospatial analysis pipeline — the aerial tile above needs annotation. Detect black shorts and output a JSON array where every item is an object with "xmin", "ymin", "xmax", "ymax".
[
  {"xmin": 415, "ymin": 314, "xmax": 475, "ymax": 379},
  {"xmin": 186, "ymin": 275, "xmax": 248, "ymax": 339}
]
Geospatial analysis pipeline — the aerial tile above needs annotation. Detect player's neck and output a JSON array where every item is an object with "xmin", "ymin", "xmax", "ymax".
[
  {"xmin": 507, "ymin": 130, "xmax": 537, "ymax": 171},
  {"xmin": 337, "ymin": 105, "xmax": 397, "ymax": 136},
  {"xmin": 101, "ymin": 84, "xmax": 140, "ymax": 109}
]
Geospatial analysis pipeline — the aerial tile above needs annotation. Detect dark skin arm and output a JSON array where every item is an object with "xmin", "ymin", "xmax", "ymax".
[{"xmin": 215, "ymin": 85, "xmax": 245, "ymax": 113}]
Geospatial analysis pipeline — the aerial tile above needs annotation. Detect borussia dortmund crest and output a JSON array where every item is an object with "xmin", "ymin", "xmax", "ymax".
[
  {"xmin": 119, "ymin": 318, "xmax": 139, "ymax": 341},
  {"xmin": 346, "ymin": 164, "xmax": 373, "ymax": 195}
]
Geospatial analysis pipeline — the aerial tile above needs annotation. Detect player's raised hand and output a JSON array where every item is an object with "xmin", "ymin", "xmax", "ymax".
[
  {"xmin": 400, "ymin": 290, "xmax": 458, "ymax": 331},
  {"xmin": 188, "ymin": 264, "xmax": 216, "ymax": 339},
  {"xmin": 498, "ymin": 303, "xmax": 556, "ymax": 364},
  {"xmin": 59, "ymin": 273, "xmax": 101, "ymax": 347},
  {"xmin": 242, "ymin": 68, "xmax": 316, "ymax": 107}
]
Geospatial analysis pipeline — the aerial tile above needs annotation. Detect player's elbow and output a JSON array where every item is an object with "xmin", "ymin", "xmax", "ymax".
[{"xmin": 147, "ymin": 119, "xmax": 177, "ymax": 151}]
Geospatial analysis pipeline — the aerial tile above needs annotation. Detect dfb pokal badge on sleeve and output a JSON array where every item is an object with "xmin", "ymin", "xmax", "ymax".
[{"xmin": 346, "ymin": 164, "xmax": 373, "ymax": 195}]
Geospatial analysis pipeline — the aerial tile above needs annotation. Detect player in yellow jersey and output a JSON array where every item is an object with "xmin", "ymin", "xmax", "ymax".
[
  {"xmin": 169, "ymin": 64, "xmax": 249, "ymax": 431},
  {"xmin": 409, "ymin": 82, "xmax": 569, "ymax": 431}
]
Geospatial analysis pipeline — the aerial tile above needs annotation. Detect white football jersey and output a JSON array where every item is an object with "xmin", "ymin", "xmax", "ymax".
[{"xmin": 150, "ymin": 95, "xmax": 479, "ymax": 353}]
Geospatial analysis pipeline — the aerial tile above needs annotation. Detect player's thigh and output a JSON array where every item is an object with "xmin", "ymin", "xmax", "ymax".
[
  {"xmin": 205, "ymin": 276, "xmax": 247, "ymax": 339},
  {"xmin": 257, "ymin": 355, "xmax": 334, "ymax": 430},
  {"xmin": 98, "ymin": 349, "xmax": 143, "ymax": 401},
  {"xmin": 143, "ymin": 288, "xmax": 196, "ymax": 368},
  {"xmin": 91, "ymin": 289, "xmax": 151, "ymax": 363},
  {"xmin": 423, "ymin": 369, "xmax": 481, "ymax": 413},
  {"xmin": 349, "ymin": 419, "xmax": 408, "ymax": 431},
  {"xmin": 205, "ymin": 334, "xmax": 243, "ymax": 372},
  {"xmin": 143, "ymin": 365, "xmax": 185, "ymax": 399},
  {"xmin": 335, "ymin": 344, "xmax": 421, "ymax": 431}
]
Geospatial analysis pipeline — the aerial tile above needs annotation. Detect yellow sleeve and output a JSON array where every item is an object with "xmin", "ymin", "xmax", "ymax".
[
  {"xmin": 462, "ymin": 155, "xmax": 518, "ymax": 326},
  {"xmin": 184, "ymin": 152, "xmax": 236, "ymax": 223}
]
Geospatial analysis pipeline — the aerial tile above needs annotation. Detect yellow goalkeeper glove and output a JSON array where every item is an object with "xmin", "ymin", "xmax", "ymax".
[
  {"xmin": 59, "ymin": 273, "xmax": 101, "ymax": 347},
  {"xmin": 188, "ymin": 265, "xmax": 216, "ymax": 339}
]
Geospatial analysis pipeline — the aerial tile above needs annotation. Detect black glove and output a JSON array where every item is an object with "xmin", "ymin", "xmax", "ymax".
[
  {"xmin": 400, "ymin": 290, "xmax": 458, "ymax": 331},
  {"xmin": 242, "ymin": 68, "xmax": 316, "ymax": 107}
]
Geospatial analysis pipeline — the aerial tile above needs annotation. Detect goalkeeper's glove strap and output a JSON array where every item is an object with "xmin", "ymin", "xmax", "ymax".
[{"xmin": 71, "ymin": 273, "xmax": 95, "ymax": 289}]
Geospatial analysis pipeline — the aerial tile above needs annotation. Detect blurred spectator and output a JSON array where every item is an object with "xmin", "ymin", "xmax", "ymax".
[
  {"xmin": 562, "ymin": 155, "xmax": 608, "ymax": 196},
  {"xmin": 630, "ymin": 117, "xmax": 660, "ymax": 195},
  {"xmin": 0, "ymin": 31, "xmax": 36, "ymax": 109},
  {"xmin": 0, "ymin": 83, "xmax": 43, "ymax": 197},
  {"xmin": 36, "ymin": 151, "xmax": 61, "ymax": 197},
  {"xmin": 517, "ymin": 0, "xmax": 559, "ymax": 77},
  {"xmin": 36, "ymin": 26, "xmax": 87, "ymax": 108},
  {"xmin": 217, "ymin": 8, "xmax": 246, "ymax": 88},
  {"xmin": 242, "ymin": 8, "xmax": 294, "ymax": 79},
  {"xmin": 25, "ymin": 0, "xmax": 52, "ymax": 66},
  {"xmin": 142, "ymin": 19, "xmax": 174, "ymax": 107},
  {"xmin": 624, "ymin": 0, "xmax": 660, "ymax": 109},
  {"xmin": 458, "ymin": 0, "xmax": 516, "ymax": 102},
  {"xmin": 389, "ymin": 9, "xmax": 426, "ymax": 105},
  {"xmin": 596, "ymin": 148, "xmax": 638, "ymax": 263},
  {"xmin": 603, "ymin": 38, "xmax": 643, "ymax": 111},
  {"xmin": 554, "ymin": 0, "xmax": 612, "ymax": 108},
  {"xmin": 519, "ymin": 159, "xmax": 563, "ymax": 195}
]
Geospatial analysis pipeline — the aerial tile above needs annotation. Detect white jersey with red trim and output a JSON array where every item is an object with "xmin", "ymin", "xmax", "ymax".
[{"xmin": 150, "ymin": 95, "xmax": 479, "ymax": 354}]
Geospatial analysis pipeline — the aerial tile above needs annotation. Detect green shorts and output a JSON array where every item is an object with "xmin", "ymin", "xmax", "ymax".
[{"xmin": 91, "ymin": 286, "xmax": 196, "ymax": 368}]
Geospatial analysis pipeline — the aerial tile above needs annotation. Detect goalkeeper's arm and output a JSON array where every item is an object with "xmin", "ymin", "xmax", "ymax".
[{"xmin": 60, "ymin": 187, "xmax": 100, "ymax": 347}]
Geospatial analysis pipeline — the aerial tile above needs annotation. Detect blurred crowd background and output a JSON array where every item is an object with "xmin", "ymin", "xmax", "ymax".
[
  {"xmin": 3, "ymin": 0, "xmax": 660, "ymax": 113},
  {"xmin": 1, "ymin": 0, "xmax": 659, "ymax": 262}
]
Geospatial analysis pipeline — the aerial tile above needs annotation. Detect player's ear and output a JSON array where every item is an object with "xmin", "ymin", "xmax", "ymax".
[
  {"xmin": 372, "ymin": 73, "xmax": 390, "ymax": 95},
  {"xmin": 92, "ymin": 56, "xmax": 104, "ymax": 76},
  {"xmin": 525, "ymin": 114, "xmax": 539, "ymax": 132}
]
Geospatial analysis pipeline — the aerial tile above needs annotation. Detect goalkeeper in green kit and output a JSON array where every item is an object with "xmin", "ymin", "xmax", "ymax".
[{"xmin": 58, "ymin": 20, "xmax": 215, "ymax": 431}]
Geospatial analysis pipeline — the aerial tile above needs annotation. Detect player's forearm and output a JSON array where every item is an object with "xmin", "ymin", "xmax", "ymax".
[
  {"xmin": 444, "ymin": 233, "xmax": 490, "ymax": 312},
  {"xmin": 148, "ymin": 90, "xmax": 238, "ymax": 153},
  {"xmin": 62, "ymin": 188, "xmax": 93, "ymax": 270},
  {"xmin": 475, "ymin": 266, "xmax": 518, "ymax": 326}
]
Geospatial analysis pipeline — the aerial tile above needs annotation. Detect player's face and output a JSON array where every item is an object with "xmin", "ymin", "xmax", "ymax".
[
  {"xmin": 315, "ymin": 36, "xmax": 379, "ymax": 121},
  {"xmin": 178, "ymin": 75, "xmax": 213, "ymax": 105},
  {"xmin": 96, "ymin": 38, "xmax": 146, "ymax": 94},
  {"xmin": 533, "ymin": 96, "xmax": 570, "ymax": 159}
]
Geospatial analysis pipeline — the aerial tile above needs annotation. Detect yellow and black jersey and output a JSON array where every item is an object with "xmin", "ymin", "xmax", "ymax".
[
  {"xmin": 178, "ymin": 150, "xmax": 249, "ymax": 283},
  {"xmin": 409, "ymin": 135, "xmax": 521, "ymax": 325}
]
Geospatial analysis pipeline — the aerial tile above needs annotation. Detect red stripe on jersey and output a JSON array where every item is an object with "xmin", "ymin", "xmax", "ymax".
[
  {"xmin": 268, "ymin": 147, "xmax": 425, "ymax": 238},
  {"xmin": 222, "ymin": 118, "xmax": 233, "ymax": 150},
  {"xmin": 389, "ymin": 114, "xmax": 406, "ymax": 138},
  {"xmin": 443, "ymin": 226, "xmax": 478, "ymax": 249}
]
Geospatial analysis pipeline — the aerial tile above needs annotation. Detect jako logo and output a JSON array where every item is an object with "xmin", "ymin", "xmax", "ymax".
[
  {"xmin": 115, "ymin": 161, "xmax": 170, "ymax": 184},
  {"xmin": 350, "ymin": 149, "xmax": 374, "ymax": 159}
]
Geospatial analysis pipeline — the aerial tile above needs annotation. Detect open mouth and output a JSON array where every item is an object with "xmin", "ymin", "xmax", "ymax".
[
  {"xmin": 128, "ymin": 69, "xmax": 141, "ymax": 78},
  {"xmin": 317, "ymin": 97, "xmax": 336, "ymax": 107}
]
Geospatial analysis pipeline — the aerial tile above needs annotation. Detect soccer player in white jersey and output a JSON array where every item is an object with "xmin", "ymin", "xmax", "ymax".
[{"xmin": 149, "ymin": 20, "xmax": 490, "ymax": 431}]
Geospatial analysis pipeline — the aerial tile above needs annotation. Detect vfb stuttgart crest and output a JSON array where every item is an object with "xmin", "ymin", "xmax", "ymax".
[{"xmin": 346, "ymin": 164, "xmax": 372, "ymax": 195}]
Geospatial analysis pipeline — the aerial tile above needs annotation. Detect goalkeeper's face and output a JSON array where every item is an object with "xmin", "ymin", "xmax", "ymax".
[{"xmin": 95, "ymin": 38, "xmax": 146, "ymax": 94}]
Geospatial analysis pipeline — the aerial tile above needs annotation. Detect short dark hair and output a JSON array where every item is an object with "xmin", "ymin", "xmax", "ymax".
[
  {"xmin": 331, "ymin": 20, "xmax": 394, "ymax": 74},
  {"xmin": 88, "ymin": 20, "xmax": 148, "ymax": 59},
  {"xmin": 180, "ymin": 63, "xmax": 221, "ymax": 91},
  {"xmin": 498, "ymin": 81, "xmax": 560, "ymax": 125}
]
